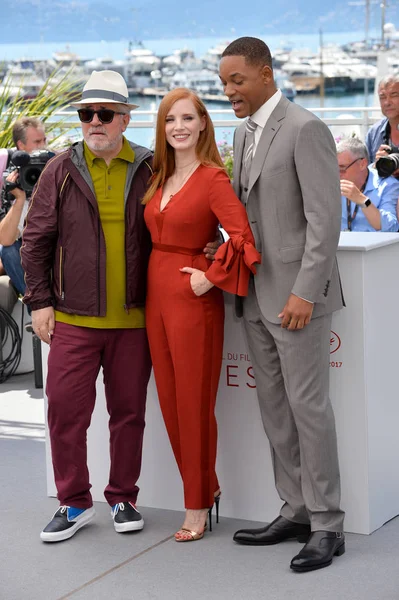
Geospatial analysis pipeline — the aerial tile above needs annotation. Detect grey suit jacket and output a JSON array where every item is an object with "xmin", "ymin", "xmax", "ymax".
[{"xmin": 233, "ymin": 95, "xmax": 344, "ymax": 323}]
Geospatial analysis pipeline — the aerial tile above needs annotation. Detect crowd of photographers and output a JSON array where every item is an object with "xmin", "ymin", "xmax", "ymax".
[
  {"xmin": 1, "ymin": 74, "xmax": 399, "ymax": 319},
  {"xmin": 0, "ymin": 117, "xmax": 54, "ymax": 319},
  {"xmin": 339, "ymin": 74, "xmax": 399, "ymax": 232}
]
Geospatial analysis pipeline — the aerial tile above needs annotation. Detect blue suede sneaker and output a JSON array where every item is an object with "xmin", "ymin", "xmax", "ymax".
[
  {"xmin": 111, "ymin": 502, "xmax": 144, "ymax": 533},
  {"xmin": 40, "ymin": 505, "xmax": 96, "ymax": 542}
]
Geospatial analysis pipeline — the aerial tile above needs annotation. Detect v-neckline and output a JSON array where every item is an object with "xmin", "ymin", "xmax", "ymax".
[{"xmin": 159, "ymin": 164, "xmax": 201, "ymax": 213}]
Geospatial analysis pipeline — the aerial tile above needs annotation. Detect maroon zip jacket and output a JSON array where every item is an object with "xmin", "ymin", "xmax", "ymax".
[{"xmin": 21, "ymin": 139, "xmax": 153, "ymax": 315}]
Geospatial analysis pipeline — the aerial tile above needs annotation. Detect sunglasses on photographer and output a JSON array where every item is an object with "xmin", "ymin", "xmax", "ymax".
[{"xmin": 77, "ymin": 108, "xmax": 125, "ymax": 124}]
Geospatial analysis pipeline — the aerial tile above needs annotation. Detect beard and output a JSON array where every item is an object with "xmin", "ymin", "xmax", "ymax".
[{"xmin": 84, "ymin": 127, "xmax": 123, "ymax": 155}]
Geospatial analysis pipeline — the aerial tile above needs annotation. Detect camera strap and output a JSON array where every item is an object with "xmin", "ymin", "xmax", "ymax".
[
  {"xmin": 383, "ymin": 123, "xmax": 399, "ymax": 153},
  {"xmin": 383, "ymin": 122, "xmax": 391, "ymax": 146}
]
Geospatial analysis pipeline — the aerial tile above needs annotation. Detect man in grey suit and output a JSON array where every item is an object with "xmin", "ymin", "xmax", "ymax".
[{"xmin": 219, "ymin": 37, "xmax": 345, "ymax": 572}]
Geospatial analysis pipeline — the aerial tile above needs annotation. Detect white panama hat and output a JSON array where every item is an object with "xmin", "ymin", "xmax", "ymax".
[{"xmin": 71, "ymin": 70, "xmax": 139, "ymax": 110}]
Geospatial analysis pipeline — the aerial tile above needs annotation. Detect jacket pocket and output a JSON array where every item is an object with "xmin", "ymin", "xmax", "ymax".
[
  {"xmin": 262, "ymin": 162, "xmax": 288, "ymax": 179},
  {"xmin": 183, "ymin": 273, "xmax": 198, "ymax": 298},
  {"xmin": 280, "ymin": 245, "xmax": 305, "ymax": 263}
]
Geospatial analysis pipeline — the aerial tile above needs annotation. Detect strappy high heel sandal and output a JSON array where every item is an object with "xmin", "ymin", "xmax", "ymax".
[
  {"xmin": 174, "ymin": 527, "xmax": 205, "ymax": 542},
  {"xmin": 175, "ymin": 508, "xmax": 209, "ymax": 542},
  {"xmin": 208, "ymin": 490, "xmax": 222, "ymax": 532},
  {"xmin": 175, "ymin": 496, "xmax": 220, "ymax": 542}
]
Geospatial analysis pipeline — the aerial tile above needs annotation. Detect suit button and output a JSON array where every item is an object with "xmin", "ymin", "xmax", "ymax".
[{"xmin": 244, "ymin": 187, "xmax": 248, "ymax": 192}]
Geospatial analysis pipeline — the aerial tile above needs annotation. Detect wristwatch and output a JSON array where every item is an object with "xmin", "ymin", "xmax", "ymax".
[{"xmin": 360, "ymin": 197, "xmax": 372, "ymax": 208}]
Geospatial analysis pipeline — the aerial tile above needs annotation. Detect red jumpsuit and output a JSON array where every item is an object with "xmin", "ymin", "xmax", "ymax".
[{"xmin": 144, "ymin": 165, "xmax": 260, "ymax": 509}]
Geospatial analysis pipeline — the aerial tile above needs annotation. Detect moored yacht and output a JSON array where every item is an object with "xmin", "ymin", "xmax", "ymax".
[{"xmin": 125, "ymin": 42, "xmax": 161, "ymax": 89}]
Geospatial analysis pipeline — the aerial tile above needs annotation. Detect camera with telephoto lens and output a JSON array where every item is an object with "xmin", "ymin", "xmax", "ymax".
[
  {"xmin": 1, "ymin": 149, "xmax": 55, "ymax": 217},
  {"xmin": 375, "ymin": 145, "xmax": 399, "ymax": 178}
]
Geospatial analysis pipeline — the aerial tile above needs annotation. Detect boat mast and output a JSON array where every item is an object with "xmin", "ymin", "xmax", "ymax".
[
  {"xmin": 364, "ymin": 0, "xmax": 370, "ymax": 105},
  {"xmin": 319, "ymin": 28, "xmax": 325, "ymax": 107},
  {"xmin": 381, "ymin": 0, "xmax": 387, "ymax": 47}
]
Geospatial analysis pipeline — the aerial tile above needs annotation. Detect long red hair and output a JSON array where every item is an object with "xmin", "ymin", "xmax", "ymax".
[{"xmin": 142, "ymin": 87, "xmax": 225, "ymax": 204}]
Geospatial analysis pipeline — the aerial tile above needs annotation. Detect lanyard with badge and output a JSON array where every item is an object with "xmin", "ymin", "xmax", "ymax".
[
  {"xmin": 346, "ymin": 198, "xmax": 359, "ymax": 231},
  {"xmin": 345, "ymin": 178, "xmax": 368, "ymax": 231}
]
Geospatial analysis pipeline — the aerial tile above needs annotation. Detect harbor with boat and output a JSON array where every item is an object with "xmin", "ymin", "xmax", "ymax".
[{"xmin": 1, "ymin": 21, "xmax": 399, "ymax": 107}]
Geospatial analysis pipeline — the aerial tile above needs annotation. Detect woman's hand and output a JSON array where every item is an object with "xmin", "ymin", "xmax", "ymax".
[{"xmin": 180, "ymin": 267, "xmax": 214, "ymax": 296}]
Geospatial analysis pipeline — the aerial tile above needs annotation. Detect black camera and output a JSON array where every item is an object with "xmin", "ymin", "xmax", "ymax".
[
  {"xmin": 375, "ymin": 146, "xmax": 399, "ymax": 178},
  {"xmin": 1, "ymin": 149, "xmax": 55, "ymax": 217}
]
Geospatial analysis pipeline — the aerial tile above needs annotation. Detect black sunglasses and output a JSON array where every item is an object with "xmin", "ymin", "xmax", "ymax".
[{"xmin": 77, "ymin": 108, "xmax": 125, "ymax": 124}]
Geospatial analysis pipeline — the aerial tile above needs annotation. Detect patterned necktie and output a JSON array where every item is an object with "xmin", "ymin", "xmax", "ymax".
[{"xmin": 243, "ymin": 117, "xmax": 258, "ymax": 182}]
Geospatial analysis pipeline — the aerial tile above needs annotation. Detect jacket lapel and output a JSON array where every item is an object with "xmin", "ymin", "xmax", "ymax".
[
  {"xmin": 68, "ymin": 144, "xmax": 99, "ymax": 212},
  {"xmin": 233, "ymin": 123, "xmax": 245, "ymax": 197},
  {"xmin": 247, "ymin": 96, "xmax": 288, "ymax": 196}
]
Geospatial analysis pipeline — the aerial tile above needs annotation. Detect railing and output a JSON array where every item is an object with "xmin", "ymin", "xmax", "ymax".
[
  {"xmin": 55, "ymin": 106, "xmax": 382, "ymax": 127},
  {"xmin": 49, "ymin": 105, "xmax": 383, "ymax": 145}
]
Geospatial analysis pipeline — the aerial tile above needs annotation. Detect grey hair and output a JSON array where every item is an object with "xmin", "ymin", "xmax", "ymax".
[
  {"xmin": 378, "ymin": 74, "xmax": 399, "ymax": 89},
  {"xmin": 117, "ymin": 105, "xmax": 131, "ymax": 115},
  {"xmin": 336, "ymin": 136, "xmax": 369, "ymax": 162}
]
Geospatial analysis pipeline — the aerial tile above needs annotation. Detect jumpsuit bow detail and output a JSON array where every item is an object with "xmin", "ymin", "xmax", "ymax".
[{"xmin": 208, "ymin": 233, "xmax": 261, "ymax": 297}]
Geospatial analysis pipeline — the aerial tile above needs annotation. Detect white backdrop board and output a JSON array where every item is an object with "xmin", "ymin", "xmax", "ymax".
[{"xmin": 43, "ymin": 232, "xmax": 399, "ymax": 534}]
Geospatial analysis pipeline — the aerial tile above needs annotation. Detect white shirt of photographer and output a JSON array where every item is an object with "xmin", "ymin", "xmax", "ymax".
[{"xmin": 16, "ymin": 200, "xmax": 29, "ymax": 239}]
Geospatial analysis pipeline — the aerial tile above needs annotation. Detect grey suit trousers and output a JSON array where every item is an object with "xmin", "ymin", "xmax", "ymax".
[{"xmin": 243, "ymin": 280, "xmax": 344, "ymax": 532}]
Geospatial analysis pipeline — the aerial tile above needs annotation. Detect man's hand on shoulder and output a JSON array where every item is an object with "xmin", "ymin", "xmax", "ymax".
[
  {"xmin": 32, "ymin": 307, "xmax": 55, "ymax": 344},
  {"xmin": 278, "ymin": 294, "xmax": 314, "ymax": 330}
]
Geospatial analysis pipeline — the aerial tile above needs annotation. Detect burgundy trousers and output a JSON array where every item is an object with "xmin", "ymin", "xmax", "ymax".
[{"xmin": 46, "ymin": 322, "xmax": 152, "ymax": 508}]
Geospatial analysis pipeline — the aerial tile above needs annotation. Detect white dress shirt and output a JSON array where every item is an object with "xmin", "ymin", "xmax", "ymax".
[
  {"xmin": 17, "ymin": 201, "xmax": 29, "ymax": 238},
  {"xmin": 250, "ymin": 89, "xmax": 282, "ymax": 157}
]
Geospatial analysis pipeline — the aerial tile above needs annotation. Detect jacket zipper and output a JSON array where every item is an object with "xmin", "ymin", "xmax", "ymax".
[
  {"xmin": 59, "ymin": 173, "xmax": 70, "ymax": 197},
  {"xmin": 123, "ymin": 187, "xmax": 129, "ymax": 314},
  {"xmin": 97, "ymin": 219, "xmax": 101, "ymax": 315},
  {"xmin": 59, "ymin": 246, "xmax": 65, "ymax": 300}
]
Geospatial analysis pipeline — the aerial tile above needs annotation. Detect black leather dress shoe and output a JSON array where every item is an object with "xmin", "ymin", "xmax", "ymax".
[
  {"xmin": 233, "ymin": 516, "xmax": 311, "ymax": 546},
  {"xmin": 290, "ymin": 531, "xmax": 345, "ymax": 572}
]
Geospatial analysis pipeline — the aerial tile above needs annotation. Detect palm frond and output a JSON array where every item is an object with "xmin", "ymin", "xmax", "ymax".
[{"xmin": 0, "ymin": 65, "xmax": 82, "ymax": 149}]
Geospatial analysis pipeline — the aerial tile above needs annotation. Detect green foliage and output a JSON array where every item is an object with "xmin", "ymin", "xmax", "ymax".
[
  {"xmin": 0, "ymin": 67, "xmax": 80, "ymax": 148},
  {"xmin": 217, "ymin": 133, "xmax": 234, "ymax": 181}
]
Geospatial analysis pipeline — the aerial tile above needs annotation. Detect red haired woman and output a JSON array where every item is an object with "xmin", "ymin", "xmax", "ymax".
[{"xmin": 143, "ymin": 88, "xmax": 260, "ymax": 542}]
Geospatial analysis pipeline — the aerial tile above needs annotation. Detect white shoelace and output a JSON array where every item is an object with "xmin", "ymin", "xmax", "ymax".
[{"xmin": 113, "ymin": 502, "xmax": 125, "ymax": 516}]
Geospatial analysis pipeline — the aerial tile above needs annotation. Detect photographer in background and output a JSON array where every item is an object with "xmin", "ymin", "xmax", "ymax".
[
  {"xmin": 337, "ymin": 137, "xmax": 399, "ymax": 232},
  {"xmin": 365, "ymin": 75, "xmax": 399, "ymax": 176},
  {"xmin": 0, "ymin": 117, "xmax": 47, "ymax": 301}
]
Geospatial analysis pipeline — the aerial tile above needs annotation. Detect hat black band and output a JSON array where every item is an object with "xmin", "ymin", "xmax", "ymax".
[{"xmin": 81, "ymin": 89, "xmax": 128, "ymax": 103}]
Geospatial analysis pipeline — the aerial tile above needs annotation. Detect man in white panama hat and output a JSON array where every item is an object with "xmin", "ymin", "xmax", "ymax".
[{"xmin": 21, "ymin": 70, "xmax": 154, "ymax": 542}]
